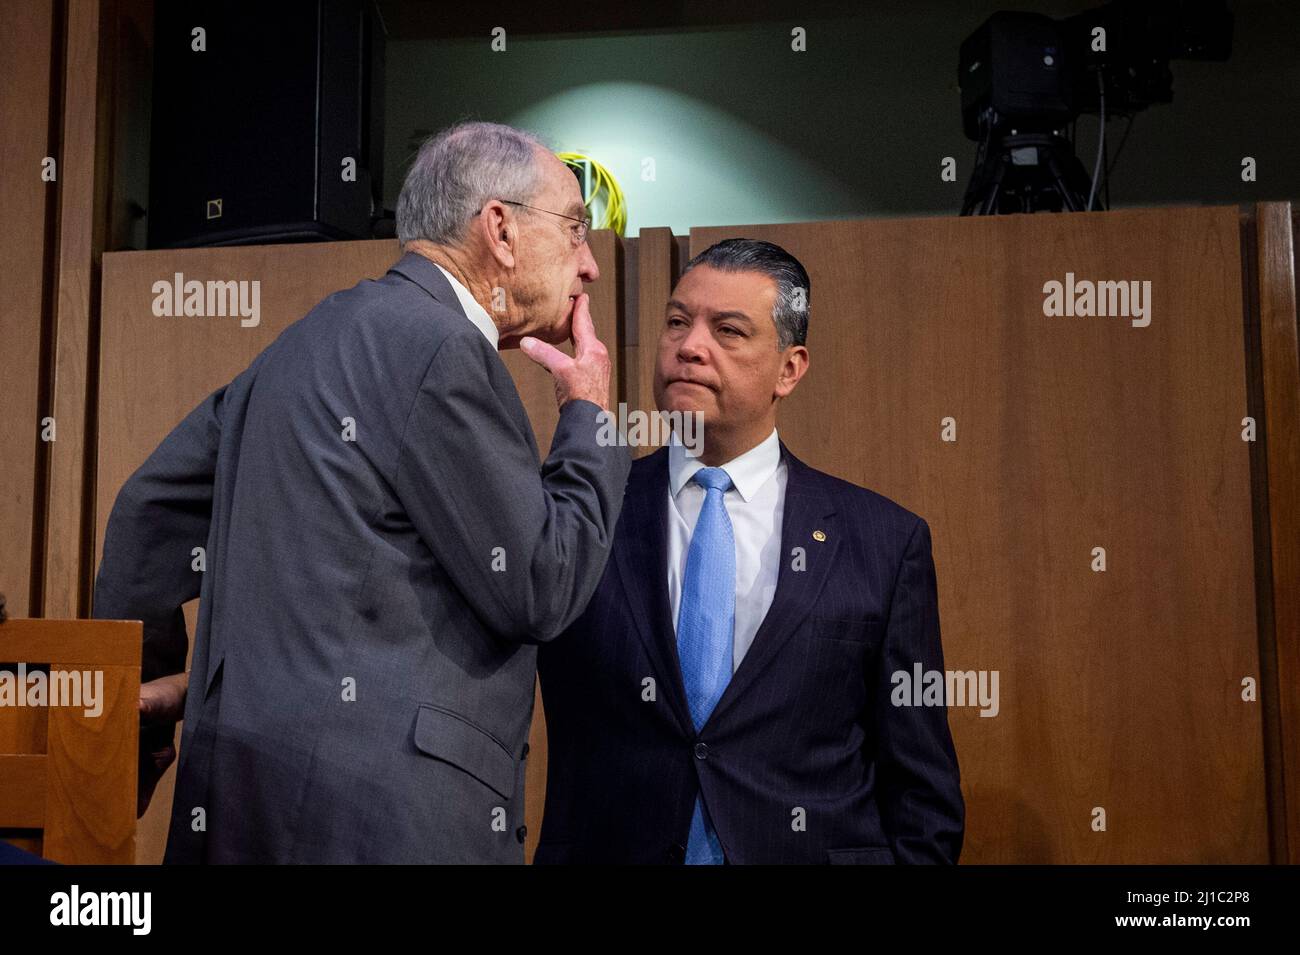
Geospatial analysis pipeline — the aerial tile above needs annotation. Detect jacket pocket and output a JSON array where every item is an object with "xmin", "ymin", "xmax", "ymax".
[
  {"xmin": 412, "ymin": 703, "xmax": 516, "ymax": 800},
  {"xmin": 827, "ymin": 845, "xmax": 896, "ymax": 864},
  {"xmin": 811, "ymin": 615, "xmax": 883, "ymax": 639},
  {"xmin": 808, "ymin": 616, "xmax": 883, "ymax": 645}
]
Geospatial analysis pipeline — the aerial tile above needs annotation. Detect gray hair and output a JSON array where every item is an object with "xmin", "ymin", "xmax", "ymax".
[
  {"xmin": 396, "ymin": 121, "xmax": 547, "ymax": 246},
  {"xmin": 681, "ymin": 238, "xmax": 810, "ymax": 348}
]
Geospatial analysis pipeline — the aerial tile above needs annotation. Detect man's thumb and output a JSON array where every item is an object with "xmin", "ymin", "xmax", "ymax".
[{"xmin": 520, "ymin": 336, "xmax": 567, "ymax": 373}]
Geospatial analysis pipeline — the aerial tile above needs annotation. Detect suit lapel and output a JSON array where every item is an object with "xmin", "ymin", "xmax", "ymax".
[
  {"xmin": 613, "ymin": 449, "xmax": 695, "ymax": 735},
  {"xmin": 705, "ymin": 443, "xmax": 839, "ymax": 729},
  {"xmin": 617, "ymin": 443, "xmax": 841, "ymax": 735}
]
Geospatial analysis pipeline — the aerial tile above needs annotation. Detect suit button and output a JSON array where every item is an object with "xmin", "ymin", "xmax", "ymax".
[
  {"xmin": 516, "ymin": 825, "xmax": 527, "ymax": 844},
  {"xmin": 522, "ymin": 742, "xmax": 530, "ymax": 759},
  {"xmin": 667, "ymin": 844, "xmax": 686, "ymax": 863},
  {"xmin": 694, "ymin": 742, "xmax": 708, "ymax": 760}
]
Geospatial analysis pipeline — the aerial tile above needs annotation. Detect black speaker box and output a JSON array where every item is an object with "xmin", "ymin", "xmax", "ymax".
[{"xmin": 148, "ymin": 0, "xmax": 386, "ymax": 248}]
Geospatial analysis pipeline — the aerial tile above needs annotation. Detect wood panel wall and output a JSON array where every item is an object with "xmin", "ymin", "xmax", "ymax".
[
  {"xmin": 0, "ymin": 0, "xmax": 58, "ymax": 618},
  {"xmin": 1251, "ymin": 203, "xmax": 1300, "ymax": 863},
  {"xmin": 41, "ymin": 0, "xmax": 115, "ymax": 621}
]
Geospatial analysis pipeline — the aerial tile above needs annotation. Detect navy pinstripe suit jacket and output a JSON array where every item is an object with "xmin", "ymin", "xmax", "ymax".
[{"xmin": 536, "ymin": 442, "xmax": 964, "ymax": 864}]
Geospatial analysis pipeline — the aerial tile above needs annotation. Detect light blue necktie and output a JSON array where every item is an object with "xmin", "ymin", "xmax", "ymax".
[{"xmin": 677, "ymin": 466, "xmax": 735, "ymax": 865}]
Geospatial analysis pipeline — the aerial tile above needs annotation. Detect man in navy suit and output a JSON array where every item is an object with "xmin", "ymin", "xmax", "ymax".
[{"xmin": 536, "ymin": 238, "xmax": 964, "ymax": 864}]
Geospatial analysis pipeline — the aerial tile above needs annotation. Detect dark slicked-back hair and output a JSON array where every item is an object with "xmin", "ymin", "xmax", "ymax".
[{"xmin": 681, "ymin": 238, "xmax": 810, "ymax": 348}]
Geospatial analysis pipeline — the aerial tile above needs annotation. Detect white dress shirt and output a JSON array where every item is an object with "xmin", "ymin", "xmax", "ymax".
[
  {"xmin": 667, "ymin": 428, "xmax": 787, "ymax": 672},
  {"xmin": 434, "ymin": 263, "xmax": 499, "ymax": 350}
]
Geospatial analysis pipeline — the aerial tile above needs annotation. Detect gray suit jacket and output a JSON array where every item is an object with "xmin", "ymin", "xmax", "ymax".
[{"xmin": 93, "ymin": 253, "xmax": 630, "ymax": 863}]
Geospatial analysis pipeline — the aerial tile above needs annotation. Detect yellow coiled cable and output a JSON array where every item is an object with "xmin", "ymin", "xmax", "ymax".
[{"xmin": 555, "ymin": 151, "xmax": 628, "ymax": 237}]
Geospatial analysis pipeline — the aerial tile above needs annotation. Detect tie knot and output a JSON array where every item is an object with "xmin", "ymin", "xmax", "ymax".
[{"xmin": 693, "ymin": 467, "xmax": 733, "ymax": 494}]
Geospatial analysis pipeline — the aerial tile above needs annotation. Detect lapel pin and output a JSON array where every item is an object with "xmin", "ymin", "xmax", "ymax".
[{"xmin": 813, "ymin": 530, "xmax": 826, "ymax": 542}]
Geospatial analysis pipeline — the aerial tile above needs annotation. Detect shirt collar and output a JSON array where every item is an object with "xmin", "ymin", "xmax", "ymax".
[
  {"xmin": 668, "ymin": 427, "xmax": 780, "ymax": 503},
  {"xmin": 433, "ymin": 263, "xmax": 500, "ymax": 350}
]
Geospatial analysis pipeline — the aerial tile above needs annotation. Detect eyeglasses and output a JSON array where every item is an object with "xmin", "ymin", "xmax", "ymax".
[{"xmin": 486, "ymin": 199, "xmax": 591, "ymax": 247}]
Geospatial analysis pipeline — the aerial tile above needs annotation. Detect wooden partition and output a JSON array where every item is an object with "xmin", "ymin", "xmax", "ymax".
[
  {"xmin": 1252, "ymin": 204, "xmax": 1300, "ymax": 861},
  {"xmin": 674, "ymin": 205, "xmax": 1276, "ymax": 863},
  {"xmin": 0, "ymin": 618, "xmax": 142, "ymax": 863},
  {"xmin": 80, "ymin": 204, "xmax": 1300, "ymax": 865},
  {"xmin": 94, "ymin": 233, "xmax": 624, "ymax": 862},
  {"xmin": 0, "ymin": 0, "xmax": 58, "ymax": 619}
]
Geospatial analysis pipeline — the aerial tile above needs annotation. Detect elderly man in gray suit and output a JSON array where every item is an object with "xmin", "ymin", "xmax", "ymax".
[{"xmin": 93, "ymin": 122, "xmax": 631, "ymax": 863}]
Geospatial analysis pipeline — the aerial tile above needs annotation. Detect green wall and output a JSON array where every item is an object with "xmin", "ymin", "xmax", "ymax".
[{"xmin": 383, "ymin": 2, "xmax": 1299, "ymax": 235}]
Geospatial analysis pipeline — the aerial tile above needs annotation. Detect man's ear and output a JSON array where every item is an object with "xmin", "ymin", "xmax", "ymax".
[
  {"xmin": 477, "ymin": 200, "xmax": 517, "ymax": 270},
  {"xmin": 774, "ymin": 345, "xmax": 809, "ymax": 399}
]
